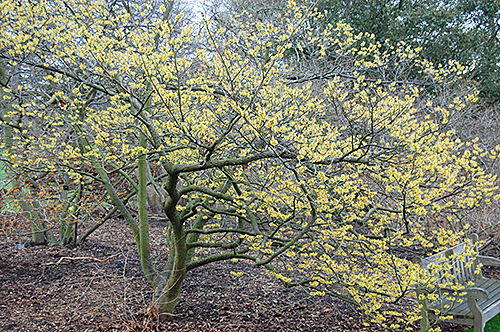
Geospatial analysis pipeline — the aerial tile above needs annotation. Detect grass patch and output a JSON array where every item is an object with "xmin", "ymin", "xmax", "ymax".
[
  {"xmin": 0, "ymin": 160, "xmax": 18, "ymax": 212},
  {"xmin": 464, "ymin": 315, "xmax": 500, "ymax": 331},
  {"xmin": 0, "ymin": 161, "xmax": 9, "ymax": 186}
]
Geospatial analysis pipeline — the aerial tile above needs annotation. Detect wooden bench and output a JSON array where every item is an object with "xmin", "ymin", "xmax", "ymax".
[{"xmin": 415, "ymin": 234, "xmax": 500, "ymax": 332}]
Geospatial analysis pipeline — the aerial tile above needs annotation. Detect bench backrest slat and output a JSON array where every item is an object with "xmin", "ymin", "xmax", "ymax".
[{"xmin": 420, "ymin": 238, "xmax": 480, "ymax": 285}]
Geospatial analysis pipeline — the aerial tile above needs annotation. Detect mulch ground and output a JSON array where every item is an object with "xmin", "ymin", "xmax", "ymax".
[{"xmin": 0, "ymin": 219, "xmax": 492, "ymax": 332}]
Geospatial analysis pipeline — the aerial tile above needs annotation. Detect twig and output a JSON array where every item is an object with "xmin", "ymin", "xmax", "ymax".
[{"xmin": 41, "ymin": 253, "xmax": 120, "ymax": 266}]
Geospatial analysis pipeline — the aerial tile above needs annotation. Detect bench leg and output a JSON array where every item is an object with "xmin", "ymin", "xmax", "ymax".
[
  {"xmin": 468, "ymin": 295, "xmax": 487, "ymax": 332},
  {"xmin": 474, "ymin": 317, "xmax": 485, "ymax": 332},
  {"xmin": 419, "ymin": 297, "xmax": 430, "ymax": 332}
]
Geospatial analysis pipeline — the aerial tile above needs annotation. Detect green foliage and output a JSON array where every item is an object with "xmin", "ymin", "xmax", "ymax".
[{"xmin": 315, "ymin": 0, "xmax": 500, "ymax": 103}]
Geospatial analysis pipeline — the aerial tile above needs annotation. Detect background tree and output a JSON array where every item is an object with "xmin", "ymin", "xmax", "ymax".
[
  {"xmin": 317, "ymin": 0, "xmax": 500, "ymax": 104},
  {"xmin": 218, "ymin": 0, "xmax": 500, "ymax": 103},
  {"xmin": 1, "ymin": 0, "xmax": 498, "ymax": 328}
]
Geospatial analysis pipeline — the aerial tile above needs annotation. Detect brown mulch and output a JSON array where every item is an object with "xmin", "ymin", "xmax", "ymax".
[{"xmin": 0, "ymin": 219, "xmax": 487, "ymax": 332}]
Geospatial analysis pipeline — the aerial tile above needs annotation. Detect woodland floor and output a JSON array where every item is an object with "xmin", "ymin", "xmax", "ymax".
[{"xmin": 0, "ymin": 219, "xmax": 497, "ymax": 332}]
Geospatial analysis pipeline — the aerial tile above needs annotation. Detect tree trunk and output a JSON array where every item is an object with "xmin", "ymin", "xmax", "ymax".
[
  {"xmin": 156, "ymin": 221, "xmax": 187, "ymax": 319},
  {"xmin": 138, "ymin": 130, "xmax": 154, "ymax": 282},
  {"xmin": 19, "ymin": 199, "xmax": 47, "ymax": 244}
]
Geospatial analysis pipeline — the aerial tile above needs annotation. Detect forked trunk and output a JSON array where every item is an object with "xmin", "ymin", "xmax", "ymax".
[
  {"xmin": 155, "ymin": 262, "xmax": 187, "ymax": 319},
  {"xmin": 155, "ymin": 221, "xmax": 187, "ymax": 319}
]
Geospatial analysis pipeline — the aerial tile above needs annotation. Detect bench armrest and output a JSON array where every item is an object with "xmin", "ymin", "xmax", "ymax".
[
  {"xmin": 466, "ymin": 287, "xmax": 489, "ymax": 320},
  {"xmin": 479, "ymin": 255, "xmax": 500, "ymax": 267},
  {"xmin": 466, "ymin": 287, "xmax": 489, "ymax": 300}
]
